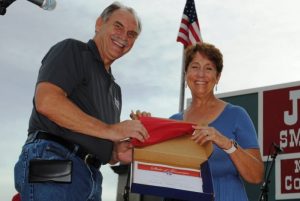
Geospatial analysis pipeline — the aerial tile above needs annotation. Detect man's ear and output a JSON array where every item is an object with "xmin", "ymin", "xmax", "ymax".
[{"xmin": 95, "ymin": 16, "xmax": 104, "ymax": 32}]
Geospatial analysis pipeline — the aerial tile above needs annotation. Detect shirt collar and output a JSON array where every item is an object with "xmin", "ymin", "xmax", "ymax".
[
  {"xmin": 87, "ymin": 39, "xmax": 102, "ymax": 63},
  {"xmin": 87, "ymin": 39, "xmax": 115, "ymax": 81}
]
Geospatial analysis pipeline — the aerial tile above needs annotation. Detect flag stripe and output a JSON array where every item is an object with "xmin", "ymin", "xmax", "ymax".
[
  {"xmin": 177, "ymin": 0, "xmax": 202, "ymax": 46},
  {"xmin": 177, "ymin": 32, "xmax": 189, "ymax": 44},
  {"xmin": 179, "ymin": 27, "xmax": 188, "ymax": 36},
  {"xmin": 190, "ymin": 22, "xmax": 201, "ymax": 42}
]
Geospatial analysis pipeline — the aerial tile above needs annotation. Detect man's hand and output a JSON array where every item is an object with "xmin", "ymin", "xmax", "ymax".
[
  {"xmin": 107, "ymin": 120, "xmax": 149, "ymax": 142},
  {"xmin": 110, "ymin": 141, "xmax": 133, "ymax": 165}
]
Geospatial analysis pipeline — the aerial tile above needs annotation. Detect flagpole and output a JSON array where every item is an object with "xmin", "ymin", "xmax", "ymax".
[
  {"xmin": 179, "ymin": 47, "xmax": 185, "ymax": 112},
  {"xmin": 177, "ymin": 0, "xmax": 202, "ymax": 112}
]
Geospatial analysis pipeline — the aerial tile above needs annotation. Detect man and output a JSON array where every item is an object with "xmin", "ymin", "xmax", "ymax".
[{"xmin": 14, "ymin": 2, "xmax": 148, "ymax": 201}]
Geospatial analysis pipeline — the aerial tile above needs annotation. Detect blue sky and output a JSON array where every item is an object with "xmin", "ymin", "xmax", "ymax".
[{"xmin": 1, "ymin": 0, "xmax": 300, "ymax": 200}]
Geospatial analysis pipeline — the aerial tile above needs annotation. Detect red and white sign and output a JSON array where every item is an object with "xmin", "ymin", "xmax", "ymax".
[
  {"xmin": 276, "ymin": 154, "xmax": 300, "ymax": 199},
  {"xmin": 262, "ymin": 86, "xmax": 300, "ymax": 157}
]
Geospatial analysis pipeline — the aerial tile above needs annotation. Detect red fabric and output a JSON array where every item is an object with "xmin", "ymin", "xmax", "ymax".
[
  {"xmin": 12, "ymin": 193, "xmax": 21, "ymax": 201},
  {"xmin": 131, "ymin": 116, "xmax": 195, "ymax": 147}
]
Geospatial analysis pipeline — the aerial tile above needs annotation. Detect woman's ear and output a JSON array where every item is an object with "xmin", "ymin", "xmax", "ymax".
[
  {"xmin": 216, "ymin": 72, "xmax": 221, "ymax": 84},
  {"xmin": 184, "ymin": 72, "xmax": 188, "ymax": 88}
]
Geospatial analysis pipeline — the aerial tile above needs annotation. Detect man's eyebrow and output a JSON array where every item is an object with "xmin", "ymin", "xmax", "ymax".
[
  {"xmin": 114, "ymin": 21, "xmax": 124, "ymax": 27},
  {"xmin": 128, "ymin": 30, "xmax": 138, "ymax": 36},
  {"xmin": 115, "ymin": 20, "xmax": 138, "ymax": 37}
]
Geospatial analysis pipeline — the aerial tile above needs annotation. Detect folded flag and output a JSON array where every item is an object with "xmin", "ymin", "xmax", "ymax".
[{"xmin": 131, "ymin": 116, "xmax": 196, "ymax": 147}]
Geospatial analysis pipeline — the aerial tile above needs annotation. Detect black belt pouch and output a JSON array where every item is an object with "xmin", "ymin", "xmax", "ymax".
[{"xmin": 29, "ymin": 159, "xmax": 72, "ymax": 183}]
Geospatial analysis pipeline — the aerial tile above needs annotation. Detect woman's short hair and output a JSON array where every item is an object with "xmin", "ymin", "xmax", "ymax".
[
  {"xmin": 184, "ymin": 43, "xmax": 223, "ymax": 74},
  {"xmin": 100, "ymin": 1, "xmax": 142, "ymax": 34}
]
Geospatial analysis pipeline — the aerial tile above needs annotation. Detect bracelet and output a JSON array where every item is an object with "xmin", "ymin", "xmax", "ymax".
[{"xmin": 223, "ymin": 139, "xmax": 238, "ymax": 154}]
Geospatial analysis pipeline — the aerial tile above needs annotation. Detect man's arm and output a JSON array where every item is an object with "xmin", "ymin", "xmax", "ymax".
[{"xmin": 35, "ymin": 82, "xmax": 149, "ymax": 142}]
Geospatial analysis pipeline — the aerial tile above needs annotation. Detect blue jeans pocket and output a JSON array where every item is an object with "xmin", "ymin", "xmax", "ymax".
[{"xmin": 14, "ymin": 139, "xmax": 103, "ymax": 201}]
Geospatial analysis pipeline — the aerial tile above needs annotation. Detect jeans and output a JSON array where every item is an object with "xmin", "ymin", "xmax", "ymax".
[{"xmin": 14, "ymin": 132, "xmax": 103, "ymax": 201}]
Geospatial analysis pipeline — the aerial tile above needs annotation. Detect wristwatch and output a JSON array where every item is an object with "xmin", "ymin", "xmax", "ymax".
[{"xmin": 223, "ymin": 139, "xmax": 238, "ymax": 154}]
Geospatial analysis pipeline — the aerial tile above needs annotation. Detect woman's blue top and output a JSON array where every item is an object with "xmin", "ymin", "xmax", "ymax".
[{"xmin": 170, "ymin": 103, "xmax": 259, "ymax": 201}]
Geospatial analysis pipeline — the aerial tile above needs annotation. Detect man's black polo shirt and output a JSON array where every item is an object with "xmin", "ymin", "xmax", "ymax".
[{"xmin": 28, "ymin": 39, "xmax": 122, "ymax": 164}]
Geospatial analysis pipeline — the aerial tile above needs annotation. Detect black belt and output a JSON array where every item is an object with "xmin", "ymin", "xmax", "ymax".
[{"xmin": 28, "ymin": 131, "xmax": 101, "ymax": 169}]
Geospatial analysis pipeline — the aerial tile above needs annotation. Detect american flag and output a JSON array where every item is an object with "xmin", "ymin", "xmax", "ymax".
[{"xmin": 177, "ymin": 0, "xmax": 203, "ymax": 46}]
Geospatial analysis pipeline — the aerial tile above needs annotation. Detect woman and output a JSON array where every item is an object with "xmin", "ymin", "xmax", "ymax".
[{"xmin": 167, "ymin": 43, "xmax": 264, "ymax": 201}]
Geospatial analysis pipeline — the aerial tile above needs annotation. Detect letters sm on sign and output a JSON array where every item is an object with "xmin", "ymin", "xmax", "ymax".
[
  {"xmin": 263, "ymin": 86, "xmax": 300, "ymax": 156},
  {"xmin": 276, "ymin": 154, "xmax": 300, "ymax": 200}
]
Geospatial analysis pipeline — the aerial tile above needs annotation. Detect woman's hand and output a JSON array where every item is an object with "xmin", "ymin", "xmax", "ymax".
[
  {"xmin": 130, "ymin": 110, "xmax": 151, "ymax": 120},
  {"xmin": 191, "ymin": 125, "xmax": 232, "ymax": 149},
  {"xmin": 191, "ymin": 125, "xmax": 264, "ymax": 184}
]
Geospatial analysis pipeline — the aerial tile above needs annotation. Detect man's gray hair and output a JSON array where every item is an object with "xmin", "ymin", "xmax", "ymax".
[{"xmin": 100, "ymin": 1, "xmax": 142, "ymax": 34}]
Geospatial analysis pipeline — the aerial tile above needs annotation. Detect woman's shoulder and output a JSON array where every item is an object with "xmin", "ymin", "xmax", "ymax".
[{"xmin": 225, "ymin": 103, "xmax": 249, "ymax": 117}]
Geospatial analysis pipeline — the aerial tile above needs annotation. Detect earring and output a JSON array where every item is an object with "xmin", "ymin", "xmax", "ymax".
[
  {"xmin": 215, "ymin": 84, "xmax": 218, "ymax": 92},
  {"xmin": 185, "ymin": 81, "xmax": 187, "ymax": 88}
]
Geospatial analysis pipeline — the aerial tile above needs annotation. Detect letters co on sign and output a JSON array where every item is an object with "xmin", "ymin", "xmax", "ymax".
[{"xmin": 262, "ymin": 83, "xmax": 300, "ymax": 199}]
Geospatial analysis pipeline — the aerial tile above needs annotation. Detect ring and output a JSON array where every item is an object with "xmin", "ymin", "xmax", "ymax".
[{"xmin": 204, "ymin": 130, "xmax": 209, "ymax": 136}]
